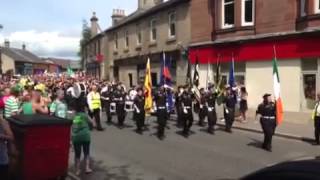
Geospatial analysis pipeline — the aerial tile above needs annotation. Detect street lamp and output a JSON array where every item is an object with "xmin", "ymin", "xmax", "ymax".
[{"xmin": 0, "ymin": 24, "xmax": 3, "ymax": 75}]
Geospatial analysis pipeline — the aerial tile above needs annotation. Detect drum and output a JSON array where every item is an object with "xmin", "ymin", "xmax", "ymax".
[
  {"xmin": 110, "ymin": 102, "xmax": 116, "ymax": 113},
  {"xmin": 124, "ymin": 101, "xmax": 134, "ymax": 112},
  {"xmin": 73, "ymin": 82, "xmax": 87, "ymax": 98}
]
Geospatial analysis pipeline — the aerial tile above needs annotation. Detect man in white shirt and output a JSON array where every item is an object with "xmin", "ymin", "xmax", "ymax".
[{"xmin": 313, "ymin": 93, "xmax": 320, "ymax": 145}]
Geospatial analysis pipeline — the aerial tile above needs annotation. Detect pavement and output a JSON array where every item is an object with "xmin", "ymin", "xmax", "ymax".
[{"xmin": 67, "ymin": 112, "xmax": 320, "ymax": 180}]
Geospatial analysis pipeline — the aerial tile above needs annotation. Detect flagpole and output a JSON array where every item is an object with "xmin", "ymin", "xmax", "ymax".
[
  {"xmin": 273, "ymin": 45, "xmax": 277, "ymax": 59},
  {"xmin": 206, "ymin": 57, "xmax": 209, "ymax": 89}
]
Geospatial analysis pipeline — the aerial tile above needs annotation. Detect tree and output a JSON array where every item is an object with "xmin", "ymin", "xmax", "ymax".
[{"xmin": 79, "ymin": 20, "xmax": 91, "ymax": 70}]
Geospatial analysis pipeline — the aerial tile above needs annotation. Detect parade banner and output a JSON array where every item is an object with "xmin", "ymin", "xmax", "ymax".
[{"xmin": 144, "ymin": 58, "xmax": 153, "ymax": 114}]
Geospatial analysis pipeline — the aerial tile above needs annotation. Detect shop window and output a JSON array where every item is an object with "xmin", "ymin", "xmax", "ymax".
[
  {"xmin": 241, "ymin": 0, "xmax": 254, "ymax": 26},
  {"xmin": 222, "ymin": 0, "xmax": 235, "ymax": 28},
  {"xmin": 125, "ymin": 30, "xmax": 129, "ymax": 48},
  {"xmin": 114, "ymin": 33, "xmax": 118, "ymax": 50},
  {"xmin": 168, "ymin": 12, "xmax": 176, "ymax": 38},
  {"xmin": 136, "ymin": 25, "xmax": 142, "ymax": 45},
  {"xmin": 301, "ymin": 58, "xmax": 318, "ymax": 71}
]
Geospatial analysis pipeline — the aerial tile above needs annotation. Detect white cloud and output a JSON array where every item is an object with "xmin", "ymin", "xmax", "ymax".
[{"xmin": 0, "ymin": 30, "xmax": 80, "ymax": 59}]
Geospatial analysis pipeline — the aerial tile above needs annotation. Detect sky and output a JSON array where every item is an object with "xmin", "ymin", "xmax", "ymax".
[{"xmin": 0, "ymin": 0, "xmax": 137, "ymax": 60}]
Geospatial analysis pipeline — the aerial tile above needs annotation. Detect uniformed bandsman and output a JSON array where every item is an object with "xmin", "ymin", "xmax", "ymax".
[
  {"xmin": 133, "ymin": 88, "xmax": 145, "ymax": 134},
  {"xmin": 175, "ymin": 86, "xmax": 184, "ymax": 128},
  {"xmin": 198, "ymin": 88, "xmax": 207, "ymax": 127},
  {"xmin": 223, "ymin": 86, "xmax": 237, "ymax": 133},
  {"xmin": 256, "ymin": 93, "xmax": 277, "ymax": 152},
  {"xmin": 313, "ymin": 93, "xmax": 320, "ymax": 145},
  {"xmin": 181, "ymin": 85, "xmax": 195, "ymax": 137},
  {"xmin": 154, "ymin": 86, "xmax": 168, "ymax": 140},
  {"xmin": 114, "ymin": 84, "xmax": 127, "ymax": 128},
  {"xmin": 101, "ymin": 83, "xmax": 113, "ymax": 124},
  {"xmin": 206, "ymin": 85, "xmax": 217, "ymax": 134}
]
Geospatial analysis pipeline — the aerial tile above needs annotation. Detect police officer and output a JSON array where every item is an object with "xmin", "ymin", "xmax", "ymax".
[
  {"xmin": 175, "ymin": 86, "xmax": 184, "ymax": 128},
  {"xmin": 198, "ymin": 88, "xmax": 207, "ymax": 127},
  {"xmin": 256, "ymin": 94, "xmax": 277, "ymax": 152},
  {"xmin": 154, "ymin": 86, "xmax": 168, "ymax": 140},
  {"xmin": 133, "ymin": 88, "xmax": 145, "ymax": 134},
  {"xmin": 113, "ymin": 84, "xmax": 126, "ymax": 128},
  {"xmin": 181, "ymin": 85, "xmax": 194, "ymax": 136},
  {"xmin": 101, "ymin": 83, "xmax": 113, "ymax": 124},
  {"xmin": 223, "ymin": 86, "xmax": 237, "ymax": 133},
  {"xmin": 206, "ymin": 85, "xmax": 217, "ymax": 134}
]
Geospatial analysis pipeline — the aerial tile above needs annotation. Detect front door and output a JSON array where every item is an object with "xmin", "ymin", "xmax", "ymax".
[{"xmin": 301, "ymin": 73, "xmax": 317, "ymax": 111}]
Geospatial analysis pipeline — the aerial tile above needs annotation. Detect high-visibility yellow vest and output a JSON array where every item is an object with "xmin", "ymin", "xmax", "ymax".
[{"xmin": 91, "ymin": 92, "xmax": 101, "ymax": 110}]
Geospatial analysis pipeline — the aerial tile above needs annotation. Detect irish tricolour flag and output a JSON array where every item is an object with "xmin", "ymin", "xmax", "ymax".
[{"xmin": 273, "ymin": 54, "xmax": 284, "ymax": 125}]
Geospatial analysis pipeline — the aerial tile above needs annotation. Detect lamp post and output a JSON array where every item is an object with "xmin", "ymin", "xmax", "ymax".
[{"xmin": 0, "ymin": 24, "xmax": 3, "ymax": 75}]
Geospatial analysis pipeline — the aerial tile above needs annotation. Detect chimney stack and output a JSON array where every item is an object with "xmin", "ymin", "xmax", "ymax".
[
  {"xmin": 138, "ymin": 0, "xmax": 163, "ymax": 10},
  {"xmin": 4, "ymin": 40, "xmax": 9, "ymax": 48},
  {"xmin": 90, "ymin": 12, "xmax": 99, "ymax": 36},
  {"xmin": 111, "ymin": 9, "xmax": 126, "ymax": 26},
  {"xmin": 22, "ymin": 43, "xmax": 26, "ymax": 50}
]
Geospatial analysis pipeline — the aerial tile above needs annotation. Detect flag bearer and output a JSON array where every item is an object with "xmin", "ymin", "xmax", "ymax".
[
  {"xmin": 154, "ymin": 86, "xmax": 168, "ymax": 140},
  {"xmin": 256, "ymin": 94, "xmax": 277, "ymax": 152},
  {"xmin": 181, "ymin": 85, "xmax": 195, "ymax": 137},
  {"xmin": 133, "ymin": 88, "xmax": 145, "ymax": 134},
  {"xmin": 206, "ymin": 85, "xmax": 217, "ymax": 134},
  {"xmin": 198, "ymin": 88, "xmax": 207, "ymax": 127},
  {"xmin": 87, "ymin": 85, "xmax": 103, "ymax": 131},
  {"xmin": 175, "ymin": 86, "xmax": 184, "ymax": 128},
  {"xmin": 312, "ymin": 93, "xmax": 320, "ymax": 145},
  {"xmin": 223, "ymin": 87, "xmax": 237, "ymax": 133}
]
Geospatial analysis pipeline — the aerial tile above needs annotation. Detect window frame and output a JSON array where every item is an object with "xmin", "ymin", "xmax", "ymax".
[
  {"xmin": 136, "ymin": 24, "xmax": 142, "ymax": 45},
  {"xmin": 150, "ymin": 18, "xmax": 157, "ymax": 42},
  {"xmin": 315, "ymin": 0, "xmax": 320, "ymax": 14},
  {"xmin": 114, "ymin": 33, "xmax": 118, "ymax": 50},
  {"xmin": 125, "ymin": 30, "xmax": 129, "ymax": 48},
  {"xmin": 241, "ymin": 0, "xmax": 254, "ymax": 26},
  {"xmin": 168, "ymin": 12, "xmax": 176, "ymax": 38},
  {"xmin": 221, "ymin": 0, "xmax": 235, "ymax": 29}
]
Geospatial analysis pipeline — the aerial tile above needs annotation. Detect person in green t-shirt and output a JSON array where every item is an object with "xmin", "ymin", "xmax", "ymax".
[
  {"xmin": 71, "ymin": 103, "xmax": 95, "ymax": 176},
  {"xmin": 50, "ymin": 89, "xmax": 67, "ymax": 119}
]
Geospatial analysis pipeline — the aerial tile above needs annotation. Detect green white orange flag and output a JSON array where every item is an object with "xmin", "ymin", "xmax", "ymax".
[
  {"xmin": 273, "ymin": 50, "xmax": 284, "ymax": 125},
  {"xmin": 144, "ymin": 58, "xmax": 153, "ymax": 114}
]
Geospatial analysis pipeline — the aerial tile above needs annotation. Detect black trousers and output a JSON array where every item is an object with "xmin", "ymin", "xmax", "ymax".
[
  {"xmin": 314, "ymin": 116, "xmax": 320, "ymax": 143},
  {"xmin": 116, "ymin": 105, "xmax": 126, "ymax": 126},
  {"xmin": 207, "ymin": 109, "xmax": 217, "ymax": 132},
  {"xmin": 134, "ymin": 111, "xmax": 145, "ymax": 131},
  {"xmin": 157, "ymin": 109, "xmax": 168, "ymax": 137},
  {"xmin": 260, "ymin": 118, "xmax": 276, "ymax": 150},
  {"xmin": 73, "ymin": 141, "xmax": 90, "ymax": 159},
  {"xmin": 176, "ymin": 106, "xmax": 183, "ymax": 127},
  {"xmin": 198, "ymin": 107, "xmax": 207, "ymax": 126},
  {"xmin": 92, "ymin": 108, "xmax": 102, "ymax": 130},
  {"xmin": 224, "ymin": 108, "xmax": 235, "ymax": 131},
  {"xmin": 105, "ymin": 102, "xmax": 112, "ymax": 122},
  {"xmin": 183, "ymin": 109, "xmax": 194, "ymax": 134},
  {"xmin": 0, "ymin": 165, "xmax": 9, "ymax": 180}
]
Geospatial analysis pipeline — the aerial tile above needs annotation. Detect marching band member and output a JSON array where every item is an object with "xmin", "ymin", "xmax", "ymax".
[
  {"xmin": 198, "ymin": 88, "xmax": 207, "ymax": 127},
  {"xmin": 113, "ymin": 84, "xmax": 126, "ymax": 128},
  {"xmin": 223, "ymin": 86, "xmax": 237, "ymax": 133},
  {"xmin": 87, "ymin": 85, "xmax": 103, "ymax": 131},
  {"xmin": 101, "ymin": 83, "xmax": 113, "ymax": 124},
  {"xmin": 154, "ymin": 86, "xmax": 168, "ymax": 140},
  {"xmin": 175, "ymin": 86, "xmax": 184, "ymax": 128},
  {"xmin": 133, "ymin": 88, "xmax": 145, "ymax": 134},
  {"xmin": 180, "ymin": 85, "xmax": 195, "ymax": 137},
  {"xmin": 206, "ymin": 85, "xmax": 218, "ymax": 134}
]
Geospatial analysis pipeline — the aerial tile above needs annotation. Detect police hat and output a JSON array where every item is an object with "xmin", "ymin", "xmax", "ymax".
[{"xmin": 263, "ymin": 93, "xmax": 271, "ymax": 99}]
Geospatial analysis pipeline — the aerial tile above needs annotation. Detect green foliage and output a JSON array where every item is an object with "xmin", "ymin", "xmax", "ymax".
[{"xmin": 79, "ymin": 20, "xmax": 91, "ymax": 69}]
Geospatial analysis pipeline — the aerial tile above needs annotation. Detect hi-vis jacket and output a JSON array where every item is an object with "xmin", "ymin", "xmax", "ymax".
[{"xmin": 87, "ymin": 91, "xmax": 101, "ymax": 110}]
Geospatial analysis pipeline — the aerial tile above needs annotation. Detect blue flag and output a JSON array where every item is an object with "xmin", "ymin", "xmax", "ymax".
[
  {"xmin": 160, "ymin": 52, "xmax": 174, "ymax": 112},
  {"xmin": 228, "ymin": 56, "xmax": 235, "ymax": 87}
]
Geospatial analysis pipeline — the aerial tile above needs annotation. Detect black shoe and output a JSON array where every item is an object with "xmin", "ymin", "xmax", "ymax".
[
  {"xmin": 97, "ymin": 127, "xmax": 104, "ymax": 131},
  {"xmin": 208, "ymin": 129, "xmax": 214, "ymax": 135},
  {"xmin": 225, "ymin": 129, "xmax": 232, "ymax": 133}
]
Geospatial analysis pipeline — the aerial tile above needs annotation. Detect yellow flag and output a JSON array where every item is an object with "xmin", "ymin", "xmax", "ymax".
[{"xmin": 144, "ymin": 58, "xmax": 153, "ymax": 113}]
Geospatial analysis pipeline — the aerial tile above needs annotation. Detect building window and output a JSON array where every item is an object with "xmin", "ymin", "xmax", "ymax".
[
  {"xmin": 168, "ymin": 12, "xmax": 176, "ymax": 38},
  {"xmin": 128, "ymin": 73, "xmax": 133, "ymax": 87},
  {"xmin": 315, "ymin": 0, "xmax": 320, "ymax": 13},
  {"xmin": 150, "ymin": 19, "xmax": 157, "ymax": 41},
  {"xmin": 125, "ymin": 30, "xmax": 129, "ymax": 48},
  {"xmin": 241, "ymin": 0, "xmax": 254, "ymax": 26},
  {"xmin": 136, "ymin": 25, "xmax": 142, "ymax": 45},
  {"xmin": 300, "ymin": 0, "xmax": 306, "ymax": 16},
  {"xmin": 222, "ymin": 0, "xmax": 235, "ymax": 28},
  {"xmin": 114, "ymin": 33, "xmax": 118, "ymax": 50}
]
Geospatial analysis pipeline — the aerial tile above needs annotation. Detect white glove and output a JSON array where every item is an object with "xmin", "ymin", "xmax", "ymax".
[
  {"xmin": 225, "ymin": 109, "xmax": 229, "ymax": 114},
  {"xmin": 183, "ymin": 108, "xmax": 188, "ymax": 114},
  {"xmin": 208, "ymin": 107, "xmax": 212, "ymax": 112},
  {"xmin": 136, "ymin": 109, "xmax": 140, "ymax": 114},
  {"xmin": 200, "ymin": 104, "xmax": 203, "ymax": 109}
]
